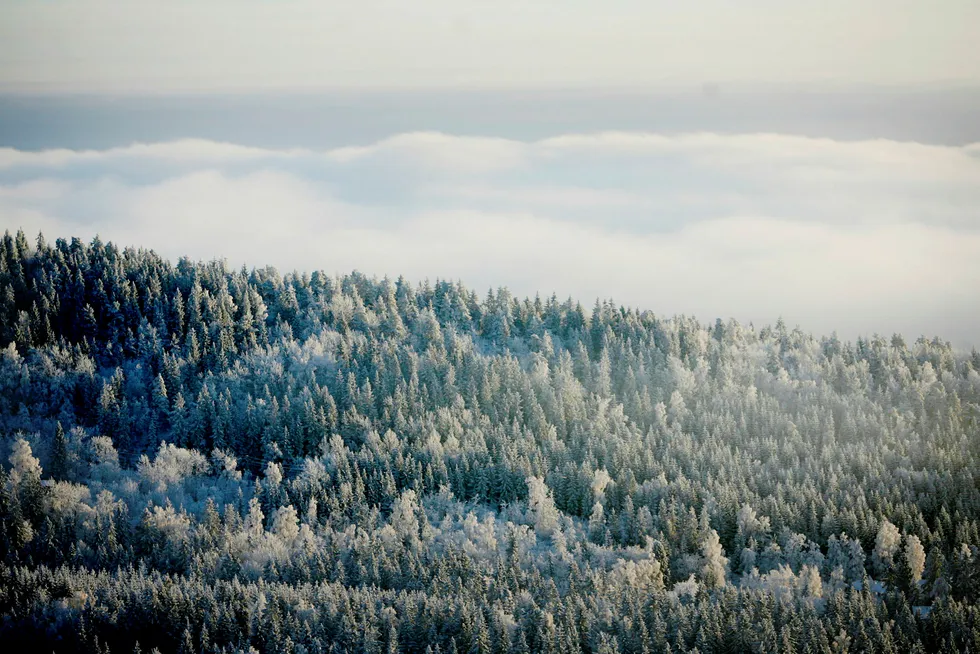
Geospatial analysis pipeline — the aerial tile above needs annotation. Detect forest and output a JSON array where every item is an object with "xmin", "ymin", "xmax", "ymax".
[{"xmin": 0, "ymin": 229, "xmax": 978, "ymax": 653}]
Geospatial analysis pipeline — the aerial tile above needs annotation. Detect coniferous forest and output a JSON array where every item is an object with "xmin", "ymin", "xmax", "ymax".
[{"xmin": 1, "ymin": 229, "xmax": 979, "ymax": 653}]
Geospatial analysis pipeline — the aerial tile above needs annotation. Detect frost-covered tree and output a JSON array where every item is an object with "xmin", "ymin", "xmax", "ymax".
[
  {"xmin": 699, "ymin": 528, "xmax": 729, "ymax": 589},
  {"xmin": 526, "ymin": 476, "xmax": 559, "ymax": 536},
  {"xmin": 900, "ymin": 534, "xmax": 926, "ymax": 594},
  {"xmin": 873, "ymin": 519, "xmax": 902, "ymax": 578}
]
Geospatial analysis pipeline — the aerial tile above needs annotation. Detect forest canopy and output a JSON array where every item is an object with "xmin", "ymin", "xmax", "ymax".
[{"xmin": 0, "ymin": 230, "xmax": 979, "ymax": 653}]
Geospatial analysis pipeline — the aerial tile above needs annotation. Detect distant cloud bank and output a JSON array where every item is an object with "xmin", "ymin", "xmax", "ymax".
[{"xmin": 1, "ymin": 131, "xmax": 978, "ymax": 347}]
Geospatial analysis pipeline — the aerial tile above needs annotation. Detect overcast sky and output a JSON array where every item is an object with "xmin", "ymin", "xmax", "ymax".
[{"xmin": 1, "ymin": 0, "xmax": 979, "ymax": 92}]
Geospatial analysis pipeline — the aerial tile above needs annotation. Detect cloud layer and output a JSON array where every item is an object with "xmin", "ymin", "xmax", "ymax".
[{"xmin": 1, "ymin": 131, "xmax": 978, "ymax": 347}]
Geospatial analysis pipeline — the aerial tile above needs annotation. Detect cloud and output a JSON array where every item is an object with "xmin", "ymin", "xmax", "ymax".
[
  {"xmin": 0, "ymin": 140, "xmax": 306, "ymax": 170},
  {"xmin": 1, "ymin": 131, "xmax": 978, "ymax": 347},
  {"xmin": 327, "ymin": 133, "xmax": 528, "ymax": 175}
]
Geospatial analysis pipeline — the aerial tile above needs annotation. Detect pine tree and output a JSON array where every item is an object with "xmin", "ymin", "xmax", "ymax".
[{"xmin": 49, "ymin": 421, "xmax": 70, "ymax": 481}]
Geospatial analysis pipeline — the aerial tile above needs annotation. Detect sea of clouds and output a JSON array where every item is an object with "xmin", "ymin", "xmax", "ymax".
[{"xmin": 1, "ymin": 131, "xmax": 978, "ymax": 347}]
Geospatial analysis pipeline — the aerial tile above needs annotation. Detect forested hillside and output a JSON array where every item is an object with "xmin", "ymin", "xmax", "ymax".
[{"xmin": 1, "ymin": 230, "xmax": 979, "ymax": 653}]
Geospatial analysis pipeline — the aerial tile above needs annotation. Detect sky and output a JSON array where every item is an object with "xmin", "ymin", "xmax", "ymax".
[
  {"xmin": 0, "ymin": 1, "xmax": 978, "ymax": 347},
  {"xmin": 1, "ymin": 0, "xmax": 979, "ymax": 92}
]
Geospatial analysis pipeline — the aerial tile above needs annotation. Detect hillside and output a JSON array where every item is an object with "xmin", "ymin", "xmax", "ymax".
[{"xmin": 1, "ymin": 230, "xmax": 979, "ymax": 653}]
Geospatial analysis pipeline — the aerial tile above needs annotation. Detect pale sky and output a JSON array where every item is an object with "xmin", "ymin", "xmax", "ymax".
[{"xmin": 1, "ymin": 0, "xmax": 978, "ymax": 92}]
